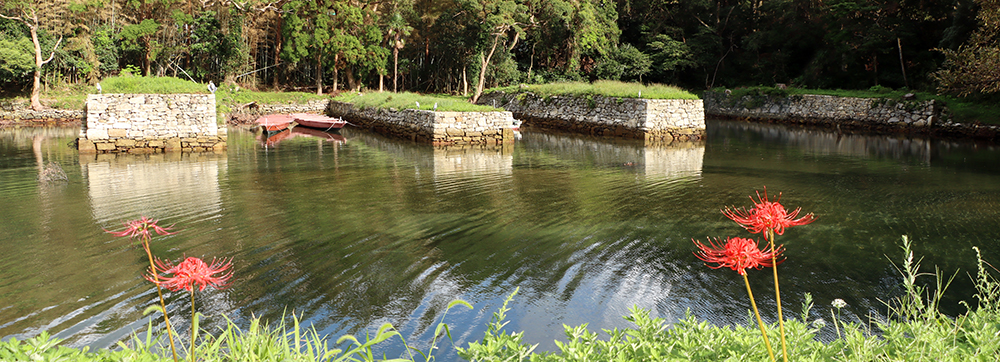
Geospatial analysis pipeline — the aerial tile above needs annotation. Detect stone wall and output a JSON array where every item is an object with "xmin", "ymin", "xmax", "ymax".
[
  {"xmin": 327, "ymin": 101, "xmax": 515, "ymax": 146},
  {"xmin": 226, "ymin": 99, "xmax": 329, "ymax": 125},
  {"xmin": 78, "ymin": 94, "xmax": 225, "ymax": 153},
  {"xmin": 704, "ymin": 92, "xmax": 946, "ymax": 129},
  {"xmin": 0, "ymin": 105, "xmax": 84, "ymax": 123},
  {"xmin": 476, "ymin": 91, "xmax": 705, "ymax": 142}
]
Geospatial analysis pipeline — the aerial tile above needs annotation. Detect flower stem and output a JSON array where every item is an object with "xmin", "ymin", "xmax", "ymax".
[
  {"xmin": 143, "ymin": 241, "xmax": 179, "ymax": 362},
  {"xmin": 744, "ymin": 273, "xmax": 777, "ymax": 362},
  {"xmin": 768, "ymin": 229, "xmax": 789, "ymax": 362},
  {"xmin": 190, "ymin": 290, "xmax": 196, "ymax": 362}
]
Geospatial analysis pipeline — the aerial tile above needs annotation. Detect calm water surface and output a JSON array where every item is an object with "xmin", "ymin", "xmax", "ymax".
[{"xmin": 1, "ymin": 120, "xmax": 999, "ymax": 360}]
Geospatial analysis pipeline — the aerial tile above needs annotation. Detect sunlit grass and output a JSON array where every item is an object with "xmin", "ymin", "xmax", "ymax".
[
  {"xmin": 489, "ymin": 80, "xmax": 699, "ymax": 100},
  {"xmin": 334, "ymin": 92, "xmax": 501, "ymax": 112}
]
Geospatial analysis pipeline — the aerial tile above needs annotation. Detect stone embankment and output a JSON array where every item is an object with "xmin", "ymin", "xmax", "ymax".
[
  {"xmin": 1, "ymin": 101, "xmax": 84, "ymax": 126},
  {"xmin": 476, "ymin": 91, "xmax": 705, "ymax": 142},
  {"xmin": 78, "ymin": 94, "xmax": 225, "ymax": 153},
  {"xmin": 225, "ymin": 99, "xmax": 329, "ymax": 125},
  {"xmin": 703, "ymin": 91, "xmax": 999, "ymax": 140},
  {"xmin": 327, "ymin": 101, "xmax": 515, "ymax": 146}
]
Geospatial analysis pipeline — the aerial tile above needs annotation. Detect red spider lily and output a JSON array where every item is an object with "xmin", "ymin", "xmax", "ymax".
[
  {"xmin": 722, "ymin": 188, "xmax": 815, "ymax": 238},
  {"xmin": 146, "ymin": 256, "xmax": 233, "ymax": 292},
  {"xmin": 694, "ymin": 237, "xmax": 784, "ymax": 275},
  {"xmin": 105, "ymin": 216, "xmax": 175, "ymax": 240}
]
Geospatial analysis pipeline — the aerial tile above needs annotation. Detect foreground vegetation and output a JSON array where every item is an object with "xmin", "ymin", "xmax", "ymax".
[{"xmin": 4, "ymin": 237, "xmax": 999, "ymax": 361}]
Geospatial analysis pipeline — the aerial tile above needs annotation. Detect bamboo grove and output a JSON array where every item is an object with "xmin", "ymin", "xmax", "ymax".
[{"xmin": 1, "ymin": 0, "xmax": 998, "ymax": 100}]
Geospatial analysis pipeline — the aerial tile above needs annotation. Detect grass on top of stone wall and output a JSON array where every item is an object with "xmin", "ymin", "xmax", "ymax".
[
  {"xmin": 334, "ymin": 92, "xmax": 502, "ymax": 112},
  {"xmin": 488, "ymin": 80, "xmax": 699, "ymax": 100}
]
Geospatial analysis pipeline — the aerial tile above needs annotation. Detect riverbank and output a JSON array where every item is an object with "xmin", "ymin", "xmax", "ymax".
[{"xmin": 704, "ymin": 88, "xmax": 1000, "ymax": 142}]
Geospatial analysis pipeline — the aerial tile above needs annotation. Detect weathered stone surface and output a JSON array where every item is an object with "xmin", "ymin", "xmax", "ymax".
[
  {"xmin": 703, "ymin": 92, "xmax": 946, "ymax": 130},
  {"xmin": 87, "ymin": 129, "xmax": 109, "ymax": 140},
  {"xmin": 476, "ymin": 91, "xmax": 705, "ymax": 141},
  {"xmin": 328, "ymin": 102, "xmax": 516, "ymax": 145},
  {"xmin": 95, "ymin": 142, "xmax": 116, "ymax": 151},
  {"xmin": 80, "ymin": 94, "xmax": 224, "ymax": 153},
  {"xmin": 78, "ymin": 139, "xmax": 96, "ymax": 153}
]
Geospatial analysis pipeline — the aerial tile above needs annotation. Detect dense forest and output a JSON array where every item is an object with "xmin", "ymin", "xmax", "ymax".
[{"xmin": 1, "ymin": 0, "xmax": 997, "ymax": 103}]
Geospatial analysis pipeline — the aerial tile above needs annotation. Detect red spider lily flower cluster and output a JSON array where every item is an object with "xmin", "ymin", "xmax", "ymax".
[
  {"xmin": 694, "ymin": 237, "xmax": 785, "ymax": 275},
  {"xmin": 146, "ymin": 256, "xmax": 233, "ymax": 292},
  {"xmin": 722, "ymin": 189, "xmax": 815, "ymax": 238},
  {"xmin": 105, "ymin": 216, "xmax": 175, "ymax": 240}
]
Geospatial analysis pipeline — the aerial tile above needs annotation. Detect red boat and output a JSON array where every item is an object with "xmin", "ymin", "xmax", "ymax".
[
  {"xmin": 292, "ymin": 113, "xmax": 347, "ymax": 130},
  {"xmin": 258, "ymin": 128, "xmax": 292, "ymax": 148},
  {"xmin": 255, "ymin": 114, "xmax": 294, "ymax": 132},
  {"xmin": 291, "ymin": 126, "xmax": 347, "ymax": 143}
]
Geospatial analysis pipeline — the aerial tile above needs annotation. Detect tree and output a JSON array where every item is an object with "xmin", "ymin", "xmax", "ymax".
[
  {"xmin": 1, "ymin": 0, "xmax": 63, "ymax": 110},
  {"xmin": 462, "ymin": 0, "xmax": 528, "ymax": 103},
  {"xmin": 386, "ymin": 12, "xmax": 412, "ymax": 92},
  {"xmin": 934, "ymin": 0, "xmax": 1000, "ymax": 95}
]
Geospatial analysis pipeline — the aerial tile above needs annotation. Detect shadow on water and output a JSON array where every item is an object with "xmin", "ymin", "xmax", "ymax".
[{"xmin": 1, "ymin": 121, "xmax": 999, "ymax": 360}]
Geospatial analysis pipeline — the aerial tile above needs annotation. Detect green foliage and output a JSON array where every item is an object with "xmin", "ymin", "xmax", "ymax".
[
  {"xmin": 118, "ymin": 19, "xmax": 159, "ymax": 52},
  {"xmin": 101, "ymin": 75, "xmax": 209, "ymax": 94},
  {"xmin": 452, "ymin": 236, "xmax": 1000, "ymax": 361},
  {"xmin": 188, "ymin": 10, "xmax": 246, "ymax": 81},
  {"xmin": 0, "ymin": 35, "xmax": 33, "ymax": 82},
  {"xmin": 592, "ymin": 44, "xmax": 651, "ymax": 82},
  {"xmin": 335, "ymin": 92, "xmax": 501, "ymax": 112},
  {"xmin": 456, "ymin": 288, "xmax": 537, "ymax": 361},
  {"xmin": 490, "ymin": 80, "xmax": 698, "ymax": 100}
]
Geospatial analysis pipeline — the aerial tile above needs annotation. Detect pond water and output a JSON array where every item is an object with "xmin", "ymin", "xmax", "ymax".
[{"xmin": 1, "ymin": 120, "xmax": 999, "ymax": 360}]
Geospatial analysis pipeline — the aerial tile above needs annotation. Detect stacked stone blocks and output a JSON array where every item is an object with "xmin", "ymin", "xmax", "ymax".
[
  {"xmin": 476, "ymin": 92, "xmax": 705, "ymax": 142},
  {"xmin": 704, "ymin": 93, "xmax": 945, "ymax": 128},
  {"xmin": 78, "ymin": 94, "xmax": 226, "ymax": 153},
  {"xmin": 327, "ymin": 101, "xmax": 515, "ymax": 146}
]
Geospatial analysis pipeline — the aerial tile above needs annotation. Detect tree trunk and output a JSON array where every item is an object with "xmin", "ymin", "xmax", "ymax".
[
  {"xmin": 346, "ymin": 67, "xmax": 357, "ymax": 91},
  {"xmin": 30, "ymin": 27, "xmax": 45, "ymax": 110},
  {"xmin": 273, "ymin": 18, "xmax": 283, "ymax": 90},
  {"xmin": 333, "ymin": 53, "xmax": 339, "ymax": 91},
  {"xmin": 471, "ymin": 32, "xmax": 502, "ymax": 104},
  {"xmin": 462, "ymin": 67, "xmax": 468, "ymax": 97},
  {"xmin": 316, "ymin": 52, "xmax": 323, "ymax": 95},
  {"xmin": 393, "ymin": 43, "xmax": 399, "ymax": 92}
]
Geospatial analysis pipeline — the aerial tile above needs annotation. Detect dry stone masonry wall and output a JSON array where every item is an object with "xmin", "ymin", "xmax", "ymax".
[
  {"xmin": 704, "ymin": 92, "xmax": 946, "ymax": 129},
  {"xmin": 327, "ymin": 101, "xmax": 515, "ymax": 145},
  {"xmin": 476, "ymin": 91, "xmax": 705, "ymax": 142},
  {"xmin": 79, "ymin": 94, "xmax": 225, "ymax": 153}
]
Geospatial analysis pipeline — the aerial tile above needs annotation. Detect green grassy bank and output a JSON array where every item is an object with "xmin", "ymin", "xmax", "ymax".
[
  {"xmin": 487, "ymin": 80, "xmax": 700, "ymax": 100},
  {"xmin": 5, "ymin": 237, "xmax": 999, "ymax": 361},
  {"xmin": 332, "ymin": 92, "xmax": 501, "ymax": 112}
]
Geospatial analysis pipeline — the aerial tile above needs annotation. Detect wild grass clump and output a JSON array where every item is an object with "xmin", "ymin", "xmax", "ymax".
[
  {"xmin": 489, "ymin": 80, "xmax": 699, "ymax": 100},
  {"xmin": 334, "ymin": 92, "xmax": 501, "ymax": 112},
  {"xmin": 459, "ymin": 236, "xmax": 1000, "ymax": 361}
]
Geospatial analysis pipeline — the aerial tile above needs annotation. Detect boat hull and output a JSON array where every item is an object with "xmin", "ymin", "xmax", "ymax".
[
  {"xmin": 292, "ymin": 113, "xmax": 346, "ymax": 130},
  {"xmin": 255, "ymin": 114, "xmax": 294, "ymax": 132}
]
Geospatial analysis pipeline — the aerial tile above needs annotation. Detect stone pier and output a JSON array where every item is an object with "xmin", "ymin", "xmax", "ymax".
[
  {"xmin": 476, "ymin": 91, "xmax": 705, "ymax": 142},
  {"xmin": 327, "ymin": 101, "xmax": 516, "ymax": 146},
  {"xmin": 78, "ymin": 94, "xmax": 226, "ymax": 153}
]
